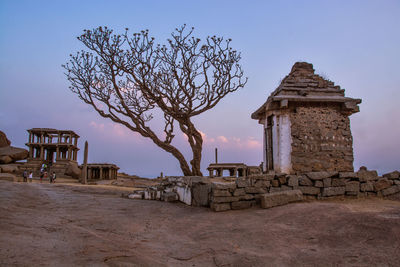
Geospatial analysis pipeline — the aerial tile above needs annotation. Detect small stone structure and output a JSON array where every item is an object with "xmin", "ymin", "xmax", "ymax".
[
  {"xmin": 24, "ymin": 128, "xmax": 80, "ymax": 176},
  {"xmin": 207, "ymin": 163, "xmax": 262, "ymax": 177},
  {"xmin": 251, "ymin": 62, "xmax": 361, "ymax": 174},
  {"xmin": 127, "ymin": 62, "xmax": 399, "ymax": 212},
  {"xmin": 86, "ymin": 163, "xmax": 119, "ymax": 180}
]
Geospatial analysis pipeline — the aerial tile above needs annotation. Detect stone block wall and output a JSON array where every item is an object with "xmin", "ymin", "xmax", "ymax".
[
  {"xmin": 290, "ymin": 104, "xmax": 354, "ymax": 172},
  {"xmin": 128, "ymin": 176, "xmax": 212, "ymax": 207},
  {"xmin": 127, "ymin": 169, "xmax": 400, "ymax": 212},
  {"xmin": 209, "ymin": 169, "xmax": 400, "ymax": 211}
]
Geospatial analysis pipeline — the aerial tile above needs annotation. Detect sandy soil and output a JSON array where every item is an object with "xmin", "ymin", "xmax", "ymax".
[{"xmin": 0, "ymin": 180, "xmax": 399, "ymax": 266}]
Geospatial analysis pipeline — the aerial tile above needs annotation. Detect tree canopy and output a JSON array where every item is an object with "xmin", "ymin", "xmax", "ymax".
[{"xmin": 63, "ymin": 25, "xmax": 247, "ymax": 176}]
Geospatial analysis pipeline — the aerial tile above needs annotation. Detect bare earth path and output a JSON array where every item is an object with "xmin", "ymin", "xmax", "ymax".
[{"xmin": 0, "ymin": 180, "xmax": 399, "ymax": 266}]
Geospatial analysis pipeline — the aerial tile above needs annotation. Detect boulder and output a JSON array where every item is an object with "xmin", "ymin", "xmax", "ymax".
[
  {"xmin": 260, "ymin": 190, "xmax": 303, "ymax": 209},
  {"xmin": 65, "ymin": 162, "xmax": 81, "ymax": 179},
  {"xmin": 0, "ymin": 146, "xmax": 28, "ymax": 164},
  {"xmin": 0, "ymin": 131, "xmax": 11, "ymax": 147},
  {"xmin": 0, "ymin": 164, "xmax": 19, "ymax": 173}
]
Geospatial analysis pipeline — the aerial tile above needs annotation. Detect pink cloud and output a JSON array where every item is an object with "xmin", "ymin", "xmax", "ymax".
[{"xmin": 217, "ymin": 135, "xmax": 229, "ymax": 143}]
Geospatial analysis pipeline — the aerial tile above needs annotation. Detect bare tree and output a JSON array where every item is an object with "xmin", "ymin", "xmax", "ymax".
[{"xmin": 63, "ymin": 25, "xmax": 247, "ymax": 176}]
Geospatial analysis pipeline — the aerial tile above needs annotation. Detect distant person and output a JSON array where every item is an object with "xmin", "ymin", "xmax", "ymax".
[
  {"xmin": 28, "ymin": 172, "xmax": 33, "ymax": 183},
  {"xmin": 50, "ymin": 172, "xmax": 56, "ymax": 183},
  {"xmin": 40, "ymin": 171, "xmax": 44, "ymax": 183},
  {"xmin": 43, "ymin": 171, "xmax": 48, "ymax": 182},
  {"xmin": 22, "ymin": 170, "xmax": 28, "ymax": 182}
]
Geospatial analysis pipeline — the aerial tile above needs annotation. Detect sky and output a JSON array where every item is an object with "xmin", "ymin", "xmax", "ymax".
[{"xmin": 0, "ymin": 0, "xmax": 399, "ymax": 177}]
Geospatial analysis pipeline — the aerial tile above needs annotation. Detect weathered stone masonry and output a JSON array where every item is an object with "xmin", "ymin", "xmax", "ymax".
[
  {"xmin": 290, "ymin": 104, "xmax": 354, "ymax": 172},
  {"xmin": 251, "ymin": 62, "xmax": 361, "ymax": 174},
  {"xmin": 128, "ymin": 169, "xmax": 400, "ymax": 212},
  {"xmin": 127, "ymin": 62, "xmax": 399, "ymax": 212}
]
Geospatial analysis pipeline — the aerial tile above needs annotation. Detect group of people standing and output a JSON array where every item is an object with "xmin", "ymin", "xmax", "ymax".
[{"xmin": 22, "ymin": 163, "xmax": 56, "ymax": 183}]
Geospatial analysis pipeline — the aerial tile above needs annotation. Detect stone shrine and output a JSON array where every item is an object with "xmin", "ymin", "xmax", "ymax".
[{"xmin": 251, "ymin": 62, "xmax": 361, "ymax": 174}]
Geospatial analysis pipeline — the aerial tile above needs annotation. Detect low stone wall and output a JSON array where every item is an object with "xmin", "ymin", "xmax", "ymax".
[
  {"xmin": 209, "ymin": 168, "xmax": 400, "ymax": 211},
  {"xmin": 127, "ymin": 168, "xmax": 400, "ymax": 212},
  {"xmin": 128, "ymin": 176, "xmax": 212, "ymax": 207}
]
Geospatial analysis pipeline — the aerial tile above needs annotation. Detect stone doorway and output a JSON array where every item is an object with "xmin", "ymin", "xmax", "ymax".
[{"xmin": 265, "ymin": 115, "xmax": 274, "ymax": 171}]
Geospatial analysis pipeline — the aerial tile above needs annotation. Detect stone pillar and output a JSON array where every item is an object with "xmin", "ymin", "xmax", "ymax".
[
  {"xmin": 28, "ymin": 146, "xmax": 33, "ymax": 158},
  {"xmin": 81, "ymin": 141, "xmax": 88, "ymax": 184},
  {"xmin": 209, "ymin": 169, "xmax": 213, "ymax": 178},
  {"xmin": 88, "ymin": 168, "xmax": 92, "ymax": 180},
  {"xmin": 99, "ymin": 167, "xmax": 103, "ymax": 180},
  {"xmin": 40, "ymin": 146, "xmax": 44, "ymax": 160},
  {"xmin": 67, "ymin": 148, "xmax": 72, "ymax": 160}
]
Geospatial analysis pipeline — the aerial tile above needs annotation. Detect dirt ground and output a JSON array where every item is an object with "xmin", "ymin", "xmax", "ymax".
[{"xmin": 0, "ymin": 180, "xmax": 400, "ymax": 266}]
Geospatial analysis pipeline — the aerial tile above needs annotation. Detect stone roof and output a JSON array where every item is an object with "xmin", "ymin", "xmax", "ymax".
[
  {"xmin": 251, "ymin": 62, "xmax": 362, "ymax": 120},
  {"xmin": 27, "ymin": 128, "xmax": 80, "ymax": 137}
]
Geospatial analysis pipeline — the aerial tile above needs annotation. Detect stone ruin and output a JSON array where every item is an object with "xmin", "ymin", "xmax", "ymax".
[
  {"xmin": 0, "ymin": 128, "xmax": 119, "ymax": 182},
  {"xmin": 128, "ymin": 62, "xmax": 400, "ymax": 211},
  {"xmin": 251, "ymin": 62, "xmax": 361, "ymax": 173},
  {"xmin": 24, "ymin": 128, "xmax": 81, "ymax": 178}
]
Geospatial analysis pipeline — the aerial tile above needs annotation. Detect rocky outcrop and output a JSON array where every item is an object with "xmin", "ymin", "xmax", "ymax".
[
  {"xmin": 0, "ymin": 131, "xmax": 28, "ymax": 164},
  {"xmin": 0, "ymin": 131, "xmax": 11, "ymax": 147},
  {"xmin": 0, "ymin": 164, "xmax": 20, "ymax": 174},
  {"xmin": 0, "ymin": 146, "xmax": 28, "ymax": 164},
  {"xmin": 65, "ymin": 162, "xmax": 81, "ymax": 179}
]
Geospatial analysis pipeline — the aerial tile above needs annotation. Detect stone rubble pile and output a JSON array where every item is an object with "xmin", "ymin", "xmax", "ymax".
[{"xmin": 126, "ymin": 167, "xmax": 400, "ymax": 212}]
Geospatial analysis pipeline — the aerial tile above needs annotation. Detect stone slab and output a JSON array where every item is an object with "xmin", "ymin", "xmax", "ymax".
[
  {"xmin": 211, "ymin": 203, "xmax": 231, "ymax": 212},
  {"xmin": 306, "ymin": 172, "xmax": 338, "ymax": 180},
  {"xmin": 213, "ymin": 189, "xmax": 232, "ymax": 197},
  {"xmin": 322, "ymin": 187, "xmax": 345, "ymax": 197},
  {"xmin": 346, "ymin": 181, "xmax": 360, "ymax": 192},
  {"xmin": 299, "ymin": 186, "xmax": 320, "ymax": 195},
  {"xmin": 260, "ymin": 190, "xmax": 303, "ymax": 209},
  {"xmin": 383, "ymin": 171, "xmax": 400, "ymax": 180},
  {"xmin": 374, "ymin": 179, "xmax": 392, "ymax": 191},
  {"xmin": 212, "ymin": 182, "xmax": 236, "ymax": 190},
  {"xmin": 212, "ymin": 196, "xmax": 239, "ymax": 203},
  {"xmin": 381, "ymin": 185, "xmax": 400, "ymax": 196}
]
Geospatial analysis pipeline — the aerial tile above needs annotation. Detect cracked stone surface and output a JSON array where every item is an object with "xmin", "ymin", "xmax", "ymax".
[{"xmin": 0, "ymin": 180, "xmax": 399, "ymax": 266}]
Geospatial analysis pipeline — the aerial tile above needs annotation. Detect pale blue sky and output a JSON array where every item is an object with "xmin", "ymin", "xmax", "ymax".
[{"xmin": 1, "ymin": 0, "xmax": 399, "ymax": 177}]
